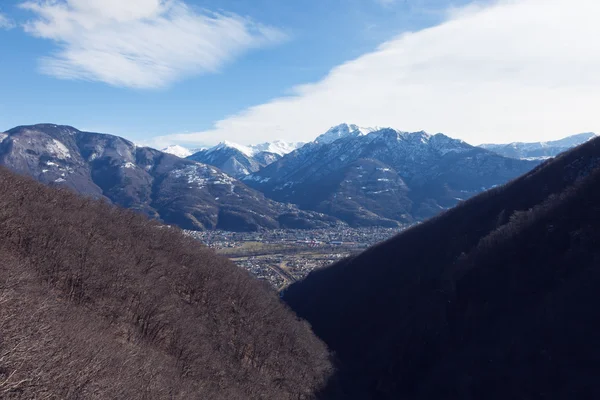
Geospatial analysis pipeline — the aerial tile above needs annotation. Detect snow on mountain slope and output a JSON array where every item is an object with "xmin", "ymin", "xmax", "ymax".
[
  {"xmin": 208, "ymin": 141, "xmax": 255, "ymax": 157},
  {"xmin": 314, "ymin": 123, "xmax": 376, "ymax": 144},
  {"xmin": 188, "ymin": 141, "xmax": 289, "ymax": 178},
  {"xmin": 161, "ymin": 145, "xmax": 193, "ymax": 158},
  {"xmin": 480, "ymin": 132, "xmax": 597, "ymax": 159},
  {"xmin": 250, "ymin": 140, "xmax": 305, "ymax": 156},
  {"xmin": 244, "ymin": 127, "xmax": 539, "ymax": 226},
  {"xmin": 187, "ymin": 144, "xmax": 260, "ymax": 178}
]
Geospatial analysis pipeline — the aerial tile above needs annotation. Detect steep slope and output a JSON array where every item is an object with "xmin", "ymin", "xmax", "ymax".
[
  {"xmin": 246, "ymin": 127, "xmax": 538, "ymax": 226},
  {"xmin": 480, "ymin": 132, "xmax": 596, "ymax": 159},
  {"xmin": 0, "ymin": 167, "xmax": 332, "ymax": 399},
  {"xmin": 283, "ymin": 137, "xmax": 600, "ymax": 399},
  {"xmin": 0, "ymin": 124, "xmax": 342, "ymax": 231}
]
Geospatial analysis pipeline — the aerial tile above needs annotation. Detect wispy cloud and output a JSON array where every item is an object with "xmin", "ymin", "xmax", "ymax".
[
  {"xmin": 20, "ymin": 0, "xmax": 287, "ymax": 89},
  {"xmin": 155, "ymin": 0, "xmax": 600, "ymax": 147},
  {"xmin": 0, "ymin": 12, "xmax": 15, "ymax": 29}
]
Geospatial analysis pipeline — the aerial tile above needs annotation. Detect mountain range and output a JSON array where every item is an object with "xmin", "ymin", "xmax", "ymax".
[
  {"xmin": 1, "ymin": 123, "xmax": 592, "ymax": 231},
  {"xmin": 244, "ymin": 124, "xmax": 539, "ymax": 226},
  {"xmin": 0, "ymin": 124, "xmax": 341, "ymax": 231}
]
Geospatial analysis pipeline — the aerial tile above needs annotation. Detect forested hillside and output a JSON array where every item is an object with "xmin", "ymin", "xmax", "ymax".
[
  {"xmin": 283, "ymin": 137, "xmax": 600, "ymax": 399},
  {"xmin": 0, "ymin": 167, "xmax": 332, "ymax": 399}
]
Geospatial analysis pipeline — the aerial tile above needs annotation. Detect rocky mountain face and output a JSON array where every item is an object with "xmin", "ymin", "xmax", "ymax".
[
  {"xmin": 0, "ymin": 124, "xmax": 342, "ymax": 231},
  {"xmin": 480, "ymin": 132, "xmax": 597, "ymax": 159},
  {"xmin": 244, "ymin": 125, "xmax": 539, "ymax": 226}
]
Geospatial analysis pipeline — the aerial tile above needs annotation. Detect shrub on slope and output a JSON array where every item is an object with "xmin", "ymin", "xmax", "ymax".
[{"xmin": 0, "ymin": 167, "xmax": 332, "ymax": 399}]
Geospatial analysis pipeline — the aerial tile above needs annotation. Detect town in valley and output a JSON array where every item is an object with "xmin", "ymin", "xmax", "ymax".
[{"xmin": 186, "ymin": 226, "xmax": 407, "ymax": 289}]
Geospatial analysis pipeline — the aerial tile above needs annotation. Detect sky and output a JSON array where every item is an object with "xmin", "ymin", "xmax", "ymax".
[{"xmin": 0, "ymin": 0, "xmax": 598, "ymax": 149}]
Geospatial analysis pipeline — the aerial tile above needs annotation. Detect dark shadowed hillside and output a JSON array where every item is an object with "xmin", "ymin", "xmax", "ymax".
[
  {"xmin": 283, "ymin": 137, "xmax": 600, "ymax": 399},
  {"xmin": 0, "ymin": 167, "xmax": 332, "ymax": 399}
]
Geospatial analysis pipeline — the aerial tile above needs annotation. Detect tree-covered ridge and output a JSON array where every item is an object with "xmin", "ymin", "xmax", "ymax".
[{"xmin": 0, "ymin": 167, "xmax": 331, "ymax": 399}]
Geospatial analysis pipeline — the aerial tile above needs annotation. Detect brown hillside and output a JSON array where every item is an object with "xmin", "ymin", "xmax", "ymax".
[{"xmin": 0, "ymin": 167, "xmax": 332, "ymax": 399}]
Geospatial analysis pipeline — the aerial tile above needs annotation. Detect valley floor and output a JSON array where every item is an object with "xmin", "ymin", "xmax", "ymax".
[{"xmin": 187, "ymin": 227, "xmax": 406, "ymax": 289}]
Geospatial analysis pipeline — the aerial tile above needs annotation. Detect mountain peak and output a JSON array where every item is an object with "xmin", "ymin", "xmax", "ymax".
[
  {"xmin": 161, "ymin": 144, "xmax": 192, "ymax": 158},
  {"xmin": 314, "ymin": 123, "xmax": 375, "ymax": 144},
  {"xmin": 209, "ymin": 141, "xmax": 255, "ymax": 157},
  {"xmin": 249, "ymin": 140, "xmax": 304, "ymax": 156}
]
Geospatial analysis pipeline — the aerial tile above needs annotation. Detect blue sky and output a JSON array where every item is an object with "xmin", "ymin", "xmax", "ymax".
[
  {"xmin": 0, "ymin": 0, "xmax": 459, "ymax": 140},
  {"xmin": 0, "ymin": 0, "xmax": 598, "ymax": 148}
]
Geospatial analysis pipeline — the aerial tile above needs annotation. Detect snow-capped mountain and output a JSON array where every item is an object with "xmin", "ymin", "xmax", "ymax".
[
  {"xmin": 314, "ymin": 123, "xmax": 375, "ymax": 144},
  {"xmin": 161, "ymin": 144, "xmax": 193, "ymax": 158},
  {"xmin": 244, "ymin": 126, "xmax": 539, "ymax": 227},
  {"xmin": 207, "ymin": 141, "xmax": 255, "ymax": 157},
  {"xmin": 186, "ymin": 139, "xmax": 302, "ymax": 178},
  {"xmin": 249, "ymin": 140, "xmax": 305, "ymax": 157},
  {"xmin": 480, "ymin": 132, "xmax": 597, "ymax": 160},
  {"xmin": 0, "ymin": 124, "xmax": 343, "ymax": 231},
  {"xmin": 187, "ymin": 142, "xmax": 276, "ymax": 179}
]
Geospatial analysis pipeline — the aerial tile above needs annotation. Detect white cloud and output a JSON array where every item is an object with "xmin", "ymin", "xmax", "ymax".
[
  {"xmin": 155, "ymin": 0, "xmax": 600, "ymax": 147},
  {"xmin": 0, "ymin": 12, "xmax": 15, "ymax": 29},
  {"xmin": 20, "ymin": 0, "xmax": 286, "ymax": 88}
]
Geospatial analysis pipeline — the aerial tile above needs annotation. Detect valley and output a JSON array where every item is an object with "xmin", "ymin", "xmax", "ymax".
[
  {"xmin": 3, "ymin": 2, "xmax": 597, "ymax": 398},
  {"xmin": 187, "ymin": 226, "xmax": 404, "ymax": 289}
]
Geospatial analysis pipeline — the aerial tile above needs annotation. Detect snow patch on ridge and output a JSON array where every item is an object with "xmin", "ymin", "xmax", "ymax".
[
  {"xmin": 208, "ymin": 141, "xmax": 255, "ymax": 157},
  {"xmin": 161, "ymin": 145, "xmax": 193, "ymax": 158},
  {"xmin": 250, "ymin": 140, "xmax": 304, "ymax": 156},
  {"xmin": 47, "ymin": 139, "xmax": 71, "ymax": 159}
]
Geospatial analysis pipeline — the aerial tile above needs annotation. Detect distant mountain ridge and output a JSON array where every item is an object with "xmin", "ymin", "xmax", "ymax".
[
  {"xmin": 250, "ymin": 140, "xmax": 305, "ymax": 156},
  {"xmin": 161, "ymin": 144, "xmax": 195, "ymax": 158},
  {"xmin": 187, "ymin": 144, "xmax": 281, "ymax": 179},
  {"xmin": 3, "ymin": 123, "xmax": 590, "ymax": 232},
  {"xmin": 184, "ymin": 140, "xmax": 303, "ymax": 178},
  {"xmin": 0, "ymin": 124, "xmax": 342, "ymax": 231},
  {"xmin": 314, "ymin": 124, "xmax": 375, "ymax": 144},
  {"xmin": 244, "ymin": 124, "xmax": 539, "ymax": 226},
  {"xmin": 480, "ymin": 132, "xmax": 597, "ymax": 159}
]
